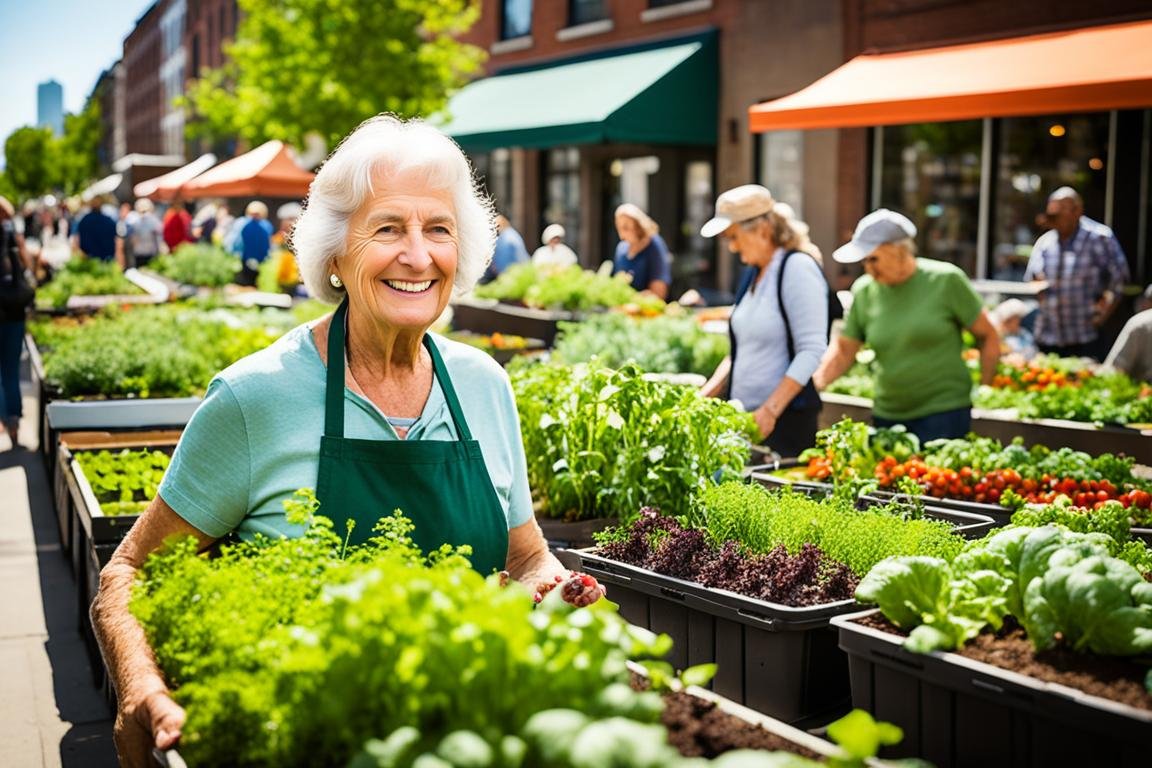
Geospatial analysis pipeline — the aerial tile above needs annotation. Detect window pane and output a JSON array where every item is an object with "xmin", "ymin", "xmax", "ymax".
[
  {"xmin": 649, "ymin": 0, "xmax": 690, "ymax": 7},
  {"xmin": 543, "ymin": 147, "xmax": 581, "ymax": 260},
  {"xmin": 758, "ymin": 130, "xmax": 804, "ymax": 219},
  {"xmin": 878, "ymin": 121, "xmax": 983, "ymax": 275},
  {"xmin": 502, "ymin": 0, "xmax": 532, "ymax": 39},
  {"xmin": 992, "ymin": 113, "xmax": 1110, "ymax": 281},
  {"xmin": 570, "ymin": 0, "xmax": 608, "ymax": 25}
]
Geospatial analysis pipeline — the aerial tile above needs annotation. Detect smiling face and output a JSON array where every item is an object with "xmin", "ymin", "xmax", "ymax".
[{"xmin": 336, "ymin": 167, "xmax": 459, "ymax": 333}]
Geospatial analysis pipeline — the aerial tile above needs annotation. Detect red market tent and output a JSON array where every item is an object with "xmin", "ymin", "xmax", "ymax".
[
  {"xmin": 749, "ymin": 19, "xmax": 1152, "ymax": 131},
  {"xmin": 132, "ymin": 153, "xmax": 217, "ymax": 201},
  {"xmin": 180, "ymin": 140, "xmax": 315, "ymax": 199}
]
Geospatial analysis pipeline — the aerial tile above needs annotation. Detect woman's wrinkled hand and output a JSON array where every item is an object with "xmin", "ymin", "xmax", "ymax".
[{"xmin": 114, "ymin": 689, "xmax": 185, "ymax": 768}]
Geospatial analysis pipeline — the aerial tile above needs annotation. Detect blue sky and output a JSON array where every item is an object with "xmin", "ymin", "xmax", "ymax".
[{"xmin": 0, "ymin": 0, "xmax": 152, "ymax": 168}]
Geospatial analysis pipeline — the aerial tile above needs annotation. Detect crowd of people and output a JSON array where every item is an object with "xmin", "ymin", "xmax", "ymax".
[{"xmin": 4, "ymin": 133, "xmax": 1150, "ymax": 457}]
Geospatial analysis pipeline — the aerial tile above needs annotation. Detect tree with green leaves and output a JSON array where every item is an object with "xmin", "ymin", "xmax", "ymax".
[
  {"xmin": 183, "ymin": 0, "xmax": 486, "ymax": 153},
  {"xmin": 55, "ymin": 97, "xmax": 103, "ymax": 195},
  {"xmin": 3, "ymin": 126, "xmax": 57, "ymax": 199}
]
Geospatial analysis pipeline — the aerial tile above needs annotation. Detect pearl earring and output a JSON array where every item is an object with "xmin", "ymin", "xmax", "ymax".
[{"xmin": 329, "ymin": 273, "xmax": 343, "ymax": 289}]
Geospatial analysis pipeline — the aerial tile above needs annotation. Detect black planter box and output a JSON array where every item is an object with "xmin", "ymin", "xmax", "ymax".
[
  {"xmin": 833, "ymin": 609, "xmax": 1152, "ymax": 768},
  {"xmin": 569, "ymin": 548, "xmax": 859, "ymax": 725},
  {"xmin": 450, "ymin": 298, "xmax": 575, "ymax": 348},
  {"xmin": 749, "ymin": 461, "xmax": 1012, "ymax": 526}
]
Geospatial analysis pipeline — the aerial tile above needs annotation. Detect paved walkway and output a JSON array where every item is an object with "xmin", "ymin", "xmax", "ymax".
[{"xmin": 0, "ymin": 355, "xmax": 118, "ymax": 767}]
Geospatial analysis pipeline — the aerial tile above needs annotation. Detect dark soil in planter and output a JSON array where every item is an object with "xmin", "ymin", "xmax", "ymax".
[
  {"xmin": 854, "ymin": 613, "xmax": 1152, "ymax": 711},
  {"xmin": 661, "ymin": 691, "xmax": 823, "ymax": 761}
]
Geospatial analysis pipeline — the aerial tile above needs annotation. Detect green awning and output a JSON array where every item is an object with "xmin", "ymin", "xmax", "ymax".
[{"xmin": 438, "ymin": 39, "xmax": 717, "ymax": 151}]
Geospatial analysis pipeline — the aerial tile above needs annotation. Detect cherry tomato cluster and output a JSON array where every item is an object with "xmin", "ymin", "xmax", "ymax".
[
  {"xmin": 805, "ymin": 455, "xmax": 833, "ymax": 481},
  {"xmin": 991, "ymin": 362, "xmax": 1090, "ymax": 392},
  {"xmin": 870, "ymin": 455, "xmax": 1152, "ymax": 510}
]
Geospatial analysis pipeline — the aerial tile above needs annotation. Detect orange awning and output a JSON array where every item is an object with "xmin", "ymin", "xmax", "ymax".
[
  {"xmin": 132, "ymin": 153, "xmax": 217, "ymax": 200},
  {"xmin": 181, "ymin": 140, "xmax": 315, "ymax": 199},
  {"xmin": 750, "ymin": 20, "xmax": 1152, "ymax": 132}
]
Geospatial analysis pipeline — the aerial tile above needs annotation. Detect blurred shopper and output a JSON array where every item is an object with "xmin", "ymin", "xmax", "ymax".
[
  {"xmin": 0, "ymin": 196, "xmax": 34, "ymax": 448},
  {"xmin": 191, "ymin": 202, "xmax": 218, "ymax": 243},
  {"xmin": 531, "ymin": 223, "xmax": 578, "ymax": 270},
  {"xmin": 162, "ymin": 200, "xmax": 194, "ymax": 252},
  {"xmin": 480, "ymin": 213, "xmax": 529, "ymax": 283},
  {"xmin": 612, "ymin": 203, "xmax": 671, "ymax": 300},
  {"xmin": 272, "ymin": 202, "xmax": 303, "ymax": 294},
  {"xmin": 1103, "ymin": 285, "xmax": 1152, "ymax": 383},
  {"xmin": 1025, "ymin": 187, "xmax": 1129, "ymax": 359},
  {"xmin": 235, "ymin": 201, "xmax": 274, "ymax": 287},
  {"xmin": 212, "ymin": 206, "xmax": 235, "ymax": 248},
  {"xmin": 129, "ymin": 199, "xmax": 164, "ymax": 268},
  {"xmin": 814, "ymin": 209, "xmax": 1000, "ymax": 443},
  {"xmin": 698, "ymin": 185, "xmax": 828, "ymax": 456},
  {"xmin": 989, "ymin": 298, "xmax": 1038, "ymax": 359},
  {"xmin": 73, "ymin": 196, "xmax": 123, "ymax": 265}
]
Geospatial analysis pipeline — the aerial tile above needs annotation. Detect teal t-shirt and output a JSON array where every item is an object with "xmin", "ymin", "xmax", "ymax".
[
  {"xmin": 841, "ymin": 258, "xmax": 983, "ymax": 421},
  {"xmin": 158, "ymin": 323, "xmax": 535, "ymax": 540}
]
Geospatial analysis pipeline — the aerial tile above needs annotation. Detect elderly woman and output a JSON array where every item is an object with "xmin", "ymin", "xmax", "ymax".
[
  {"xmin": 612, "ymin": 203, "xmax": 671, "ymax": 299},
  {"xmin": 91, "ymin": 116, "xmax": 605, "ymax": 767},
  {"xmin": 532, "ymin": 223, "xmax": 578, "ymax": 269},
  {"xmin": 813, "ymin": 209, "xmax": 999, "ymax": 442},
  {"xmin": 699, "ymin": 185, "xmax": 829, "ymax": 457}
]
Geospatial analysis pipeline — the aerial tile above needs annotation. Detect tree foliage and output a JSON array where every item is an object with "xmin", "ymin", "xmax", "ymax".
[
  {"xmin": 3, "ymin": 126, "xmax": 56, "ymax": 199},
  {"xmin": 56, "ymin": 97, "xmax": 103, "ymax": 195},
  {"xmin": 183, "ymin": 0, "xmax": 486, "ymax": 153},
  {"xmin": 2, "ymin": 96, "xmax": 103, "ymax": 200}
]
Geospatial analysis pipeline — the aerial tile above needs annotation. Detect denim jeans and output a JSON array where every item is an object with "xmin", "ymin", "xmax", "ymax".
[
  {"xmin": 873, "ymin": 406, "xmax": 971, "ymax": 444},
  {"xmin": 0, "ymin": 320, "xmax": 25, "ymax": 419}
]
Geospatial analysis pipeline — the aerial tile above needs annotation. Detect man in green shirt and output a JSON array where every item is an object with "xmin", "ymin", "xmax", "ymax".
[{"xmin": 814, "ymin": 209, "xmax": 1000, "ymax": 442}]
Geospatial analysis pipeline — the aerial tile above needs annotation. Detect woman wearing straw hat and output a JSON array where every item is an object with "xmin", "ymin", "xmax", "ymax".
[{"xmin": 699, "ymin": 185, "xmax": 829, "ymax": 457}]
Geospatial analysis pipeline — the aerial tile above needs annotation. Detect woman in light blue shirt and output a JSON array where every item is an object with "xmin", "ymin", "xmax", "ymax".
[
  {"xmin": 91, "ymin": 116, "xmax": 605, "ymax": 767},
  {"xmin": 700, "ymin": 185, "xmax": 829, "ymax": 457}
]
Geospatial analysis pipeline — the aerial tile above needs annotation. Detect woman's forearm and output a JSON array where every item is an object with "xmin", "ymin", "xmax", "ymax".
[
  {"xmin": 700, "ymin": 356, "xmax": 732, "ymax": 398},
  {"xmin": 813, "ymin": 338, "xmax": 860, "ymax": 390},
  {"xmin": 91, "ymin": 557, "xmax": 170, "ymax": 709}
]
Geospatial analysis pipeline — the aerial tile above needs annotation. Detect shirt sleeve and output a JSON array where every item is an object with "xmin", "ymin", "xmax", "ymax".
[
  {"xmin": 841, "ymin": 280, "xmax": 868, "ymax": 342},
  {"xmin": 780, "ymin": 255, "xmax": 829, "ymax": 385},
  {"xmin": 1023, "ymin": 239, "xmax": 1046, "ymax": 281},
  {"xmin": 1104, "ymin": 314, "xmax": 1146, "ymax": 378},
  {"xmin": 1100, "ymin": 233, "xmax": 1131, "ymax": 293},
  {"xmin": 158, "ymin": 377, "xmax": 253, "ymax": 538},
  {"xmin": 949, "ymin": 270, "xmax": 985, "ymax": 328},
  {"xmin": 496, "ymin": 373, "xmax": 534, "ymax": 529},
  {"xmin": 651, "ymin": 235, "xmax": 673, "ymax": 285}
]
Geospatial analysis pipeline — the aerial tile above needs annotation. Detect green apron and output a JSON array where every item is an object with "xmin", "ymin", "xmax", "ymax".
[{"xmin": 315, "ymin": 299, "xmax": 509, "ymax": 573}]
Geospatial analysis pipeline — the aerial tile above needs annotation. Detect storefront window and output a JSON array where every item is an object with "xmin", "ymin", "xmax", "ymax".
[
  {"xmin": 543, "ymin": 147, "xmax": 581, "ymax": 260},
  {"xmin": 758, "ymin": 130, "xmax": 804, "ymax": 218},
  {"xmin": 992, "ymin": 113, "xmax": 1110, "ymax": 281},
  {"xmin": 474, "ymin": 149, "xmax": 512, "ymax": 215},
  {"xmin": 681, "ymin": 160, "xmax": 714, "ymax": 289},
  {"xmin": 878, "ymin": 121, "xmax": 983, "ymax": 276},
  {"xmin": 502, "ymin": 0, "xmax": 532, "ymax": 40}
]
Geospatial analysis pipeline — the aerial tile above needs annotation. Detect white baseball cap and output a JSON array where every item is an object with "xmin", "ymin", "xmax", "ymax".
[{"xmin": 832, "ymin": 209, "xmax": 917, "ymax": 263}]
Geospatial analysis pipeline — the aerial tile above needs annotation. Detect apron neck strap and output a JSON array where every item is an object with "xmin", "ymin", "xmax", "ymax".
[
  {"xmin": 324, "ymin": 297, "xmax": 474, "ymax": 442},
  {"xmin": 324, "ymin": 298, "xmax": 350, "ymax": 438},
  {"xmin": 423, "ymin": 333, "xmax": 473, "ymax": 442}
]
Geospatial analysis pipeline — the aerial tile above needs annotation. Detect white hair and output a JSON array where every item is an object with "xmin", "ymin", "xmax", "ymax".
[{"xmin": 291, "ymin": 115, "xmax": 496, "ymax": 304}]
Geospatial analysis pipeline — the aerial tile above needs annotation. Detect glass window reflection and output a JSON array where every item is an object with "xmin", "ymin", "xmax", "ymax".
[{"xmin": 502, "ymin": 0, "xmax": 533, "ymax": 39}]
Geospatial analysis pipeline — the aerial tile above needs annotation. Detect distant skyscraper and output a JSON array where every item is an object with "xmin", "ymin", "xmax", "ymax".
[{"xmin": 37, "ymin": 79, "xmax": 64, "ymax": 136}]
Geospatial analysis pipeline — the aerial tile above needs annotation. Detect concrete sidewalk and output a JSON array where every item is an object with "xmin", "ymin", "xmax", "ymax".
[{"xmin": 0, "ymin": 357, "xmax": 118, "ymax": 766}]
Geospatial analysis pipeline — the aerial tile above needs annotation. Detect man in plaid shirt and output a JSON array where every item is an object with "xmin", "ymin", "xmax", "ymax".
[{"xmin": 1024, "ymin": 187, "xmax": 1130, "ymax": 358}]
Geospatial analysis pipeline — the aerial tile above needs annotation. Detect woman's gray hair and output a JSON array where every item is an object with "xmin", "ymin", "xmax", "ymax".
[
  {"xmin": 893, "ymin": 237, "xmax": 918, "ymax": 257},
  {"xmin": 291, "ymin": 115, "xmax": 496, "ymax": 304}
]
